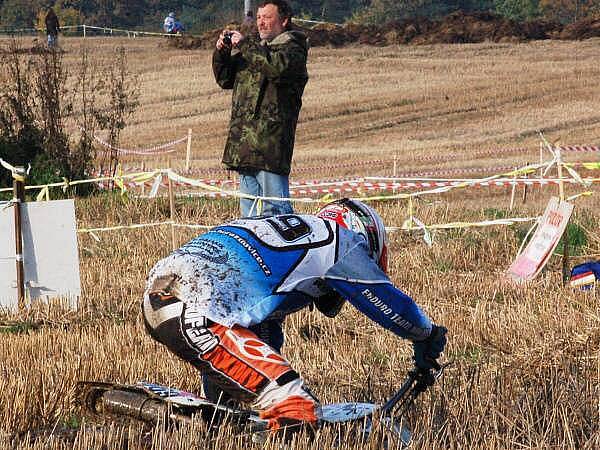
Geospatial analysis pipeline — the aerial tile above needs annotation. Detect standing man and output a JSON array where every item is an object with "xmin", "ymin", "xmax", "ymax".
[
  {"xmin": 45, "ymin": 7, "xmax": 60, "ymax": 49},
  {"xmin": 213, "ymin": 0, "xmax": 309, "ymax": 217}
]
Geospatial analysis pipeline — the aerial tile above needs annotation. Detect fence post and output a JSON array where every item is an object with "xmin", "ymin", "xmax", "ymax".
[
  {"xmin": 140, "ymin": 161, "xmax": 146, "ymax": 196},
  {"xmin": 167, "ymin": 162, "xmax": 177, "ymax": 251},
  {"xmin": 12, "ymin": 167, "xmax": 26, "ymax": 310},
  {"xmin": 522, "ymin": 162, "xmax": 528, "ymax": 205},
  {"xmin": 83, "ymin": 24, "xmax": 86, "ymax": 38},
  {"xmin": 185, "ymin": 128, "xmax": 192, "ymax": 172},
  {"xmin": 539, "ymin": 142, "xmax": 543, "ymax": 189},
  {"xmin": 509, "ymin": 166, "xmax": 517, "ymax": 210},
  {"xmin": 556, "ymin": 147, "xmax": 570, "ymax": 284}
]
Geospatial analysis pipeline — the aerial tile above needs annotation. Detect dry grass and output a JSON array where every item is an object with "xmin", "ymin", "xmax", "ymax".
[{"xmin": 0, "ymin": 36, "xmax": 599, "ymax": 449}]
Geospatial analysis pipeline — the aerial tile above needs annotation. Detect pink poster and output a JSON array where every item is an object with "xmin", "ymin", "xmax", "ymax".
[{"xmin": 508, "ymin": 197, "xmax": 573, "ymax": 283}]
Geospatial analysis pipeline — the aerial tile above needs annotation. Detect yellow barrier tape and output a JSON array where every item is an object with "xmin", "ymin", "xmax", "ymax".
[
  {"xmin": 0, "ymin": 169, "xmax": 162, "ymax": 195},
  {"xmin": 348, "ymin": 162, "xmax": 555, "ymax": 203},
  {"xmin": 319, "ymin": 193, "xmax": 334, "ymax": 203},
  {"xmin": 114, "ymin": 164, "xmax": 126, "ymax": 194},
  {"xmin": 76, "ymin": 216, "xmax": 539, "ymax": 236},
  {"xmin": 562, "ymin": 162, "xmax": 589, "ymax": 187},
  {"xmin": 78, "ymin": 220, "xmax": 174, "ymax": 234},
  {"xmin": 36, "ymin": 186, "xmax": 49, "ymax": 202},
  {"xmin": 423, "ymin": 217, "xmax": 536, "ymax": 231},
  {"xmin": 132, "ymin": 170, "xmax": 160, "ymax": 184},
  {"xmin": 165, "ymin": 169, "xmax": 318, "ymax": 204},
  {"xmin": 71, "ymin": 187, "xmax": 592, "ymax": 240},
  {"xmin": 173, "ymin": 223, "xmax": 216, "ymax": 230},
  {"xmin": 580, "ymin": 162, "xmax": 600, "ymax": 170},
  {"xmin": 566, "ymin": 191, "xmax": 594, "ymax": 202},
  {"xmin": 174, "ymin": 161, "xmax": 556, "ymax": 204},
  {"xmin": 1, "ymin": 159, "xmax": 596, "ymax": 206},
  {"xmin": 61, "ymin": 177, "xmax": 70, "ymax": 193}
]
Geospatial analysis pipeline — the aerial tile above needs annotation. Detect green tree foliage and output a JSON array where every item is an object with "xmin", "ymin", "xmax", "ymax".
[
  {"xmin": 0, "ymin": 40, "xmax": 138, "ymax": 191},
  {"xmin": 0, "ymin": 0, "xmax": 44, "ymax": 28},
  {"xmin": 36, "ymin": 3, "xmax": 84, "ymax": 31},
  {"xmin": 1, "ymin": 0, "xmax": 599, "ymax": 34},
  {"xmin": 0, "ymin": 50, "xmax": 63, "ymax": 188},
  {"xmin": 494, "ymin": 0, "xmax": 540, "ymax": 21}
]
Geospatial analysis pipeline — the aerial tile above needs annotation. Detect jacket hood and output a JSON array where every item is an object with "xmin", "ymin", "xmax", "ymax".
[{"xmin": 268, "ymin": 30, "xmax": 309, "ymax": 50}]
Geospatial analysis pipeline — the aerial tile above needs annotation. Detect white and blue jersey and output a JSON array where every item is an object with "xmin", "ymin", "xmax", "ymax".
[{"xmin": 145, "ymin": 214, "xmax": 432, "ymax": 341}]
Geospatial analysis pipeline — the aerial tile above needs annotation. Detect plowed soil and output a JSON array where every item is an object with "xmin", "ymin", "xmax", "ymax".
[{"xmin": 168, "ymin": 11, "xmax": 600, "ymax": 50}]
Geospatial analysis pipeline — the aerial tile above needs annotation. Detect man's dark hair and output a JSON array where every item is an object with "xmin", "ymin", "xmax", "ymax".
[{"xmin": 258, "ymin": 0, "xmax": 293, "ymax": 24}]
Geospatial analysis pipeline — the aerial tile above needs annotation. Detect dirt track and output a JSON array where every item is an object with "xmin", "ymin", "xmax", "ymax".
[{"xmin": 169, "ymin": 12, "xmax": 600, "ymax": 50}]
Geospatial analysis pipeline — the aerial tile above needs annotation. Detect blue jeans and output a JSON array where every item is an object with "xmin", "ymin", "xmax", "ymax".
[
  {"xmin": 239, "ymin": 170, "xmax": 293, "ymax": 217},
  {"xmin": 47, "ymin": 34, "xmax": 58, "ymax": 48}
]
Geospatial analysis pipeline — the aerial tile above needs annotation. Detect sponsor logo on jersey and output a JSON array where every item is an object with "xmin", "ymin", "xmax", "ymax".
[
  {"xmin": 177, "ymin": 239, "xmax": 229, "ymax": 264},
  {"xmin": 215, "ymin": 229, "xmax": 272, "ymax": 276},
  {"xmin": 361, "ymin": 288, "xmax": 426, "ymax": 338}
]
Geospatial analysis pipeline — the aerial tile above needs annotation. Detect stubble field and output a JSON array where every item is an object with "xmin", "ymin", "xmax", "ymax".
[{"xmin": 0, "ymin": 36, "xmax": 599, "ymax": 449}]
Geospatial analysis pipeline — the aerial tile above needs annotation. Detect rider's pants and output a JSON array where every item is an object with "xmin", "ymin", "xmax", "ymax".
[
  {"xmin": 142, "ymin": 292, "xmax": 319, "ymax": 430},
  {"xmin": 202, "ymin": 317, "xmax": 284, "ymax": 405}
]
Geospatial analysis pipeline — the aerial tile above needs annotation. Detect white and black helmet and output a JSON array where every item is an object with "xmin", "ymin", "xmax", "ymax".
[{"xmin": 317, "ymin": 198, "xmax": 388, "ymax": 273}]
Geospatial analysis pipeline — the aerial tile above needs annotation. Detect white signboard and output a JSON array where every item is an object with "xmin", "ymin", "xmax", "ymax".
[
  {"xmin": 508, "ymin": 197, "xmax": 573, "ymax": 283},
  {"xmin": 0, "ymin": 199, "xmax": 80, "ymax": 309}
]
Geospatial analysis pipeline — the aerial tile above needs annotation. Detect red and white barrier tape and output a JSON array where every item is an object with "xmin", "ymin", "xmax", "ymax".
[
  {"xmin": 94, "ymin": 134, "xmax": 188, "ymax": 155},
  {"xmin": 95, "ymin": 159, "xmax": 600, "ymax": 186},
  {"xmin": 95, "ymin": 175, "xmax": 598, "ymax": 197},
  {"xmin": 557, "ymin": 145, "xmax": 600, "ymax": 152}
]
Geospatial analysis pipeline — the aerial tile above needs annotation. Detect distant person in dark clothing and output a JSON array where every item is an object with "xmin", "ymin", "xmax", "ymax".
[{"xmin": 45, "ymin": 7, "xmax": 60, "ymax": 48}]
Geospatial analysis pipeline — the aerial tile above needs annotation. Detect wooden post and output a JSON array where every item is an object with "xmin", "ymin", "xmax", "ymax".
[
  {"xmin": 522, "ymin": 161, "xmax": 528, "ymax": 204},
  {"xmin": 557, "ymin": 151, "xmax": 565, "ymax": 203},
  {"xmin": 509, "ymin": 167, "xmax": 517, "ymax": 211},
  {"xmin": 12, "ymin": 168, "xmax": 26, "ymax": 310},
  {"xmin": 167, "ymin": 163, "xmax": 177, "ymax": 251},
  {"xmin": 556, "ymin": 148, "xmax": 569, "ymax": 284},
  {"xmin": 539, "ymin": 142, "xmax": 543, "ymax": 183},
  {"xmin": 185, "ymin": 128, "xmax": 192, "ymax": 172},
  {"xmin": 140, "ymin": 160, "xmax": 146, "ymax": 196},
  {"xmin": 83, "ymin": 24, "xmax": 86, "ymax": 38}
]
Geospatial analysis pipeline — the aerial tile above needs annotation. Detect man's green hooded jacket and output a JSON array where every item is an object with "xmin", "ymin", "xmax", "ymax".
[{"xmin": 213, "ymin": 30, "xmax": 308, "ymax": 176}]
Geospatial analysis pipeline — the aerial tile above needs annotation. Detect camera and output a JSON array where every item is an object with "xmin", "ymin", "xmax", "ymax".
[{"xmin": 222, "ymin": 31, "xmax": 233, "ymax": 46}]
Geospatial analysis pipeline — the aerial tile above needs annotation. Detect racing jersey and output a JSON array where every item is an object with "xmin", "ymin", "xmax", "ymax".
[{"xmin": 145, "ymin": 214, "xmax": 432, "ymax": 341}]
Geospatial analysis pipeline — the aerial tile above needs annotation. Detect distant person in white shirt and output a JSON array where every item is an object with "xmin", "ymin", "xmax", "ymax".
[{"xmin": 163, "ymin": 12, "xmax": 184, "ymax": 34}]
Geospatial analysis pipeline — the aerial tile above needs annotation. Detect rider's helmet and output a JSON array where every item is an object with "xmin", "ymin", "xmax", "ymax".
[
  {"xmin": 317, "ymin": 198, "xmax": 388, "ymax": 273},
  {"xmin": 168, "ymin": 12, "xmax": 175, "ymax": 18}
]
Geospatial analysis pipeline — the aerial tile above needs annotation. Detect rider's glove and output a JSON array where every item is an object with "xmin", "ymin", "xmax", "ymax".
[{"xmin": 412, "ymin": 325, "xmax": 447, "ymax": 371}]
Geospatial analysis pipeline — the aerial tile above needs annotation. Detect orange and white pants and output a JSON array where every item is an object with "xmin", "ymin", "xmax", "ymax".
[{"xmin": 142, "ymin": 292, "xmax": 319, "ymax": 430}]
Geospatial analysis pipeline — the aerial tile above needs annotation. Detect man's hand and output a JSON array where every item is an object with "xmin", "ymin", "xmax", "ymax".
[
  {"xmin": 412, "ymin": 325, "xmax": 447, "ymax": 371},
  {"xmin": 216, "ymin": 30, "xmax": 244, "ymax": 50},
  {"xmin": 229, "ymin": 30, "xmax": 244, "ymax": 47}
]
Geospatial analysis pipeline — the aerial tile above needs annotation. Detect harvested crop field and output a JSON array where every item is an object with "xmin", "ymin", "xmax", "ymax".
[{"xmin": 0, "ymin": 36, "xmax": 599, "ymax": 449}]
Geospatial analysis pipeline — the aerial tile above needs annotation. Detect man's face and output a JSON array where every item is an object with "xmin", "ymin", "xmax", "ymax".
[{"xmin": 257, "ymin": 4, "xmax": 288, "ymax": 41}]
